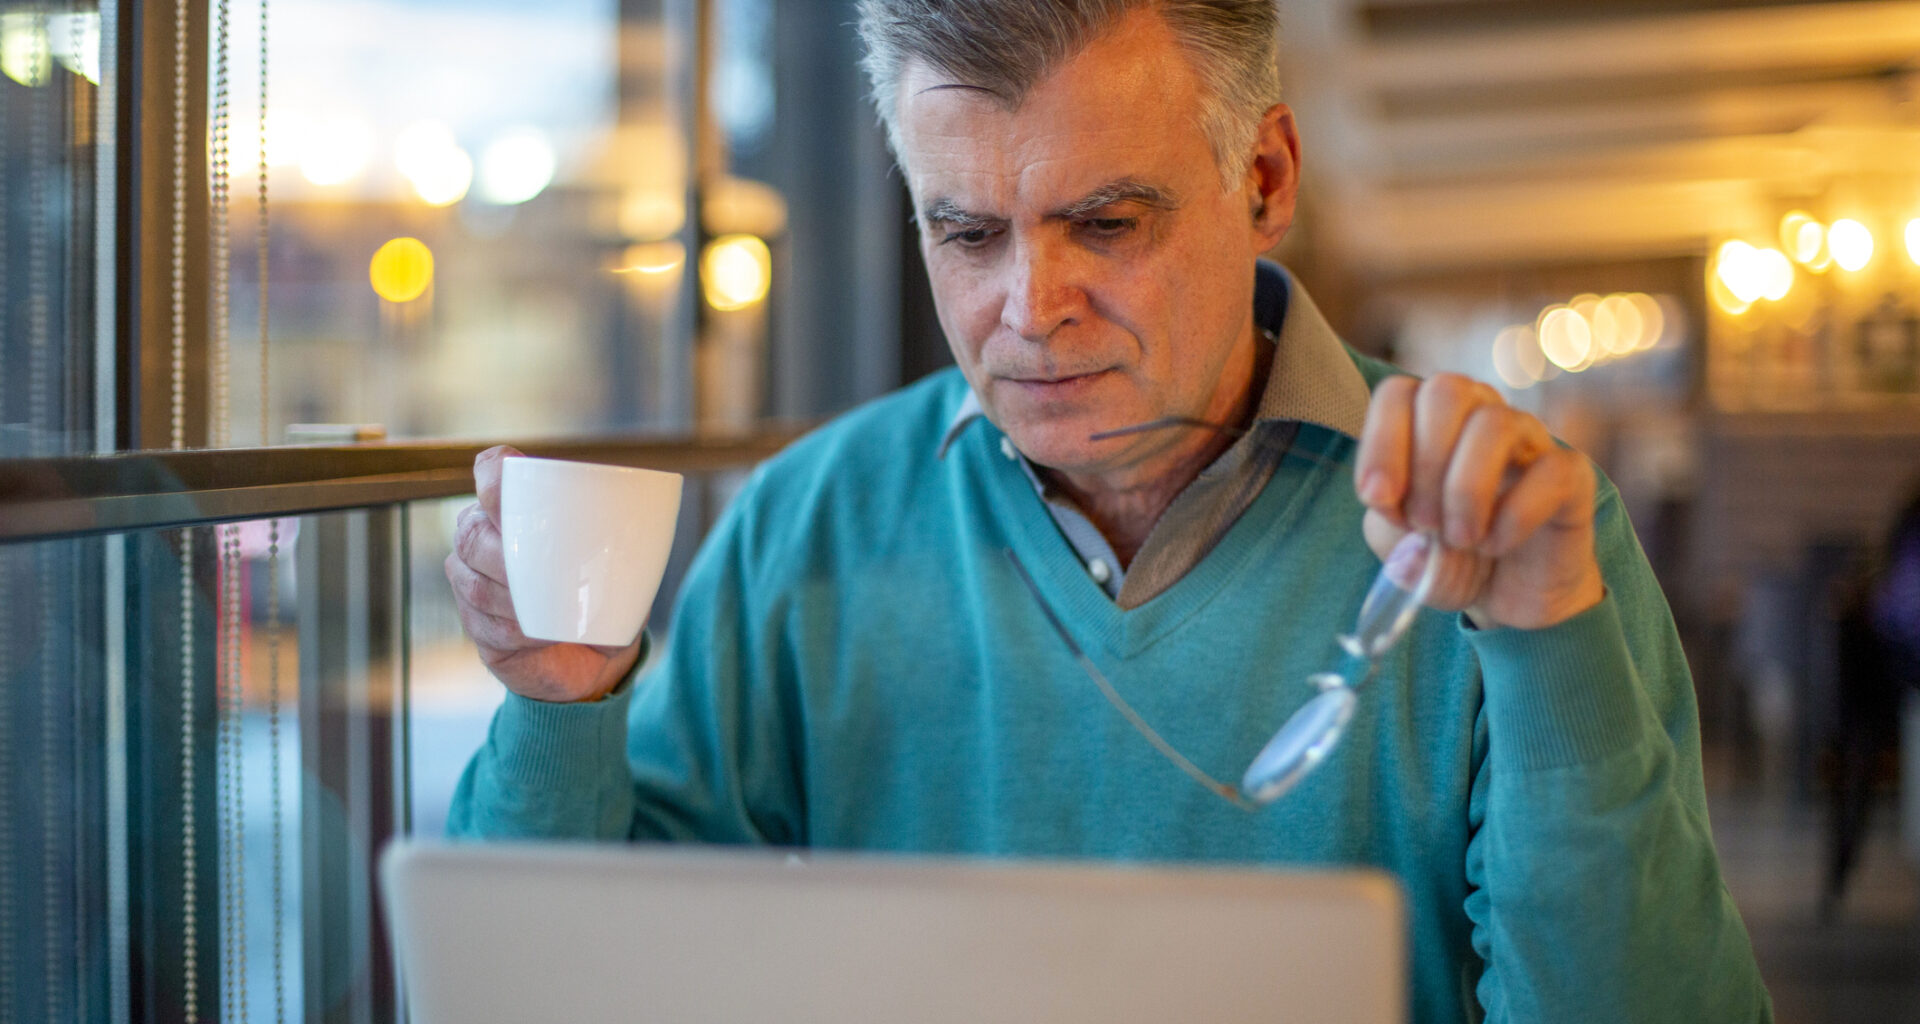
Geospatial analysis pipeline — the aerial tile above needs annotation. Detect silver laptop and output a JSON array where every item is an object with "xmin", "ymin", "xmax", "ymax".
[{"xmin": 382, "ymin": 840, "xmax": 1405, "ymax": 1024}]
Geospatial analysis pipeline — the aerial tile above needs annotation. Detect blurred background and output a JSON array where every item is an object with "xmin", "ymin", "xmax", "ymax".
[{"xmin": 0, "ymin": 0, "xmax": 1917, "ymax": 1020}]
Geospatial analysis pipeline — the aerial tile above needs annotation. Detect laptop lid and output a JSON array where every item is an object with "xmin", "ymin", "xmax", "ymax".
[{"xmin": 382, "ymin": 840, "xmax": 1405, "ymax": 1024}]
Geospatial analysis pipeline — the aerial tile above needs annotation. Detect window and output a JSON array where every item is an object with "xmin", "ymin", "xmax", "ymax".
[{"xmin": 0, "ymin": 1, "xmax": 894, "ymax": 1019}]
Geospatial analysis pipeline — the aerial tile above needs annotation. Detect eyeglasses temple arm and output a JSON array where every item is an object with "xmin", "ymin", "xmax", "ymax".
[
  {"xmin": 1088, "ymin": 416, "xmax": 1249, "ymax": 442},
  {"xmin": 1003, "ymin": 549, "xmax": 1259, "ymax": 811}
]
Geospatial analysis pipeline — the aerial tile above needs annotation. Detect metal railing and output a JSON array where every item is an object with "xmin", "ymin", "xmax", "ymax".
[{"xmin": 0, "ymin": 431, "xmax": 801, "ymax": 545}]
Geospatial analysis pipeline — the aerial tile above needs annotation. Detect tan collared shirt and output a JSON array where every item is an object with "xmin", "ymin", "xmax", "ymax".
[{"xmin": 937, "ymin": 263, "xmax": 1374, "ymax": 609}]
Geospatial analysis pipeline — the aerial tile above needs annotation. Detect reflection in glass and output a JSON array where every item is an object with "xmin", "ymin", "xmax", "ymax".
[{"xmin": 0, "ymin": 8, "xmax": 106, "ymax": 458}]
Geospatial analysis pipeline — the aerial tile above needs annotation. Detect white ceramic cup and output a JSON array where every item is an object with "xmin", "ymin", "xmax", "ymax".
[{"xmin": 499, "ymin": 457, "xmax": 683, "ymax": 647}]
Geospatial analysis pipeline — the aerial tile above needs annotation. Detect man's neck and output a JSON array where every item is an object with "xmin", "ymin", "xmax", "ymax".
[{"xmin": 1041, "ymin": 327, "xmax": 1274, "ymax": 568}]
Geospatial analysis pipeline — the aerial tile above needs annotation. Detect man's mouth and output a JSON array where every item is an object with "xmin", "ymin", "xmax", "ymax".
[{"xmin": 1004, "ymin": 369, "xmax": 1110, "ymax": 386}]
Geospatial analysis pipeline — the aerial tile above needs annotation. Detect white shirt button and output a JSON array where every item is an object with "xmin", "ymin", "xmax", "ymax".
[
  {"xmin": 999, "ymin": 437, "xmax": 1019, "ymax": 461},
  {"xmin": 1088, "ymin": 558, "xmax": 1113, "ymax": 585}
]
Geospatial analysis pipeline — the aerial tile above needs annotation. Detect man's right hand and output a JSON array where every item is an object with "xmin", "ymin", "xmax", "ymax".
[{"xmin": 443, "ymin": 445, "xmax": 644, "ymax": 703}]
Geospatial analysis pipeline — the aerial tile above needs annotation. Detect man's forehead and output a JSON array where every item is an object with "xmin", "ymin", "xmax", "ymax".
[{"xmin": 896, "ymin": 63, "xmax": 1198, "ymax": 214}]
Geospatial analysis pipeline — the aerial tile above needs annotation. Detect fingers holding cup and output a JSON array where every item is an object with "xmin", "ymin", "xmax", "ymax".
[{"xmin": 474, "ymin": 444, "xmax": 526, "ymax": 525}]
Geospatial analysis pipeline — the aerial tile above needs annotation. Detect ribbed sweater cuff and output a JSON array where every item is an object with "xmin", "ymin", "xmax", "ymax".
[
  {"xmin": 486, "ymin": 635, "xmax": 648, "ymax": 790},
  {"xmin": 1465, "ymin": 594, "xmax": 1646, "ymax": 770}
]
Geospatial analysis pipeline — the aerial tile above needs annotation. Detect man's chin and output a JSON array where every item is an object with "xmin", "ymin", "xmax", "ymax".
[{"xmin": 998, "ymin": 416, "xmax": 1116, "ymax": 473}]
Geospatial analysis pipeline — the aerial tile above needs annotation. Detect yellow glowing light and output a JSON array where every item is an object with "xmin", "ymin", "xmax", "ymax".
[
  {"xmin": 1538, "ymin": 306, "xmax": 1593, "ymax": 371},
  {"xmin": 701, "ymin": 234, "xmax": 772, "ymax": 311},
  {"xmin": 1568, "ymin": 294, "xmax": 1604, "ymax": 369},
  {"xmin": 1779, "ymin": 212, "xmax": 1811, "ymax": 252},
  {"xmin": 1597, "ymin": 294, "xmax": 1642, "ymax": 356},
  {"xmin": 1755, "ymin": 248, "xmax": 1793, "ymax": 302},
  {"xmin": 1, "ymin": 13, "xmax": 51, "ymax": 87},
  {"xmin": 369, "ymin": 237, "xmax": 434, "ymax": 304},
  {"xmin": 1491, "ymin": 325, "xmax": 1535, "ymax": 390},
  {"xmin": 1715, "ymin": 241, "xmax": 1766, "ymax": 305},
  {"xmin": 1781, "ymin": 212, "xmax": 1827, "ymax": 268},
  {"xmin": 478, "ymin": 129, "xmax": 557, "ymax": 205},
  {"xmin": 1828, "ymin": 219, "xmax": 1873, "ymax": 272},
  {"xmin": 300, "ymin": 115, "xmax": 373, "ymax": 186},
  {"xmin": 1708, "ymin": 265, "xmax": 1752, "ymax": 317},
  {"xmin": 1585, "ymin": 298, "xmax": 1622, "ymax": 361},
  {"xmin": 1906, "ymin": 218, "xmax": 1920, "ymax": 267}
]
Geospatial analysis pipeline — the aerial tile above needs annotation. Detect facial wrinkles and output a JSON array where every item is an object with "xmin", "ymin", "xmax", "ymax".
[{"xmin": 900, "ymin": 48, "xmax": 1240, "ymax": 410}]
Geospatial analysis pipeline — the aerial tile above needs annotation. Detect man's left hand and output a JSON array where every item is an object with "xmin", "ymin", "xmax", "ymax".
[{"xmin": 1353, "ymin": 373, "xmax": 1605, "ymax": 630}]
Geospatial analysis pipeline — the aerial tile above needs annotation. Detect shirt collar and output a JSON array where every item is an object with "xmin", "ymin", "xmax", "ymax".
[{"xmin": 936, "ymin": 261, "xmax": 1371, "ymax": 459}]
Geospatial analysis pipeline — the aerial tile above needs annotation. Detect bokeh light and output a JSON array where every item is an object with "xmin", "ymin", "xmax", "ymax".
[
  {"xmin": 1629, "ymin": 293, "xmax": 1665, "ymax": 350},
  {"xmin": 1491, "ymin": 325, "xmax": 1535, "ymax": 389},
  {"xmin": 412, "ymin": 150, "xmax": 473, "ymax": 206},
  {"xmin": 369, "ymin": 237, "xmax": 434, "ymax": 304},
  {"xmin": 227, "ymin": 109, "xmax": 307, "ymax": 176},
  {"xmin": 1598, "ymin": 294, "xmax": 1642, "ymax": 356},
  {"xmin": 300, "ymin": 115, "xmax": 374, "ymax": 186},
  {"xmin": 1709, "ymin": 264, "xmax": 1753, "ymax": 316},
  {"xmin": 1827, "ymin": 219, "xmax": 1873, "ymax": 272},
  {"xmin": 1755, "ymin": 248, "xmax": 1793, "ymax": 302},
  {"xmin": 1781, "ymin": 211, "xmax": 1828, "ymax": 269},
  {"xmin": 701, "ymin": 234, "xmax": 772, "ymax": 311},
  {"xmin": 394, "ymin": 121, "xmax": 473, "ymax": 205},
  {"xmin": 1715, "ymin": 241, "xmax": 1765, "ymax": 305},
  {"xmin": 1538, "ymin": 306, "xmax": 1593, "ymax": 371},
  {"xmin": 478, "ymin": 129, "xmax": 557, "ymax": 205},
  {"xmin": 1906, "ymin": 218, "xmax": 1920, "ymax": 267}
]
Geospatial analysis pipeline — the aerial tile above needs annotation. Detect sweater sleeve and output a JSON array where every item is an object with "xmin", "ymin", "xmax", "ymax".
[
  {"xmin": 445, "ymin": 467, "xmax": 806, "ymax": 846},
  {"xmin": 1460, "ymin": 480, "xmax": 1772, "ymax": 1023}
]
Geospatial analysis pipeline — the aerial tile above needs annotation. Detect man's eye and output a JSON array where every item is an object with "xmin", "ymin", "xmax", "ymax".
[
  {"xmin": 1079, "ymin": 217, "xmax": 1135, "ymax": 237},
  {"xmin": 941, "ymin": 227, "xmax": 995, "ymax": 247}
]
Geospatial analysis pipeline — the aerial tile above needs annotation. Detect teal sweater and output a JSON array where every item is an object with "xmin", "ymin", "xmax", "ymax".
[{"xmin": 450, "ymin": 365, "xmax": 1770, "ymax": 1023}]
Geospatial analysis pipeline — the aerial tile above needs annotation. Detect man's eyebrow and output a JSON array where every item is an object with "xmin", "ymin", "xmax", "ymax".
[
  {"xmin": 918, "ymin": 180, "xmax": 1178, "ymax": 227},
  {"xmin": 914, "ymin": 83, "xmax": 1001, "ymax": 101},
  {"xmin": 919, "ymin": 198, "xmax": 995, "ymax": 226},
  {"xmin": 1054, "ymin": 180, "xmax": 1179, "ymax": 219}
]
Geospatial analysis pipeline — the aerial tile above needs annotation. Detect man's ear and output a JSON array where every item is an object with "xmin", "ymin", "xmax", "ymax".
[{"xmin": 1245, "ymin": 103, "xmax": 1301, "ymax": 253}]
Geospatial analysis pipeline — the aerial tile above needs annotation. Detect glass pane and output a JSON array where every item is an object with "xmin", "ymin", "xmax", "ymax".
[
  {"xmin": 406, "ymin": 497, "xmax": 502, "ymax": 838},
  {"xmin": 0, "ymin": 6, "xmax": 110, "ymax": 457},
  {"xmin": 211, "ymin": 0, "xmax": 695, "ymax": 444},
  {"xmin": 0, "ymin": 535, "xmax": 106, "ymax": 1020},
  {"xmin": 0, "ymin": 507, "xmax": 418, "ymax": 1021}
]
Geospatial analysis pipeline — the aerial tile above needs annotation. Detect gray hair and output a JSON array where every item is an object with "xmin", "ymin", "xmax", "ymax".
[{"xmin": 856, "ymin": 0, "xmax": 1281, "ymax": 188}]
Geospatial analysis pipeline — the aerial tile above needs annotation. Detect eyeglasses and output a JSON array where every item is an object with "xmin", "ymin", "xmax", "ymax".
[{"xmin": 1002, "ymin": 416, "xmax": 1443, "ymax": 810}]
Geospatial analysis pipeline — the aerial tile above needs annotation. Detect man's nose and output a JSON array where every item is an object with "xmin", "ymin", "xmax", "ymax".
[{"xmin": 1000, "ymin": 237, "xmax": 1083, "ymax": 343}]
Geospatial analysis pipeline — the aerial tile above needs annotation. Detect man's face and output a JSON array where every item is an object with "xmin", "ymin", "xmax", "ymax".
[{"xmin": 895, "ymin": 9, "xmax": 1289, "ymax": 477}]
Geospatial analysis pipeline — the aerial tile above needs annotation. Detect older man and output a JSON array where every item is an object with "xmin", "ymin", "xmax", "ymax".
[{"xmin": 443, "ymin": 1, "xmax": 1771, "ymax": 1020}]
